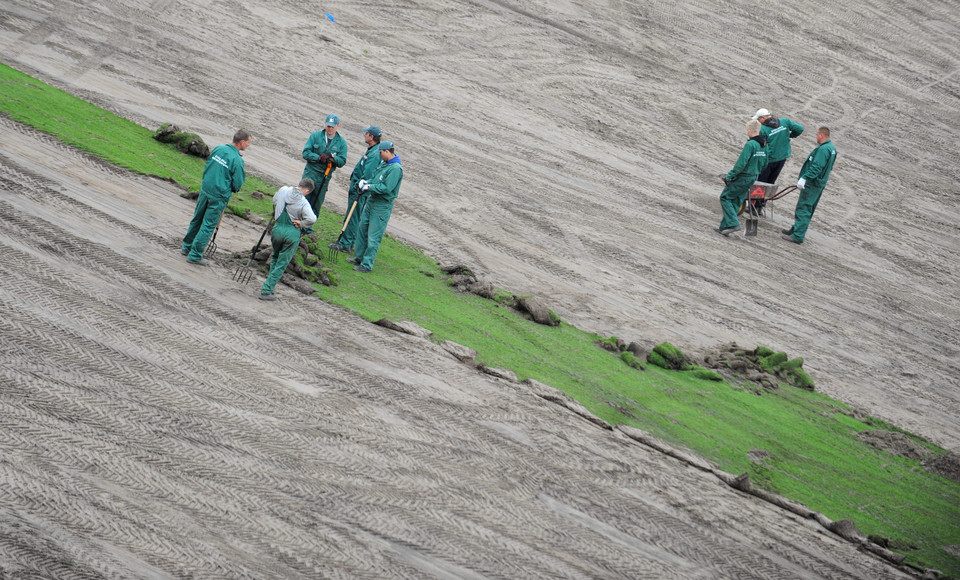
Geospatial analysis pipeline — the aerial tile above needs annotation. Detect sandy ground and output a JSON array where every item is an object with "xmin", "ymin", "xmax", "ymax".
[{"xmin": 0, "ymin": 0, "xmax": 957, "ymax": 577}]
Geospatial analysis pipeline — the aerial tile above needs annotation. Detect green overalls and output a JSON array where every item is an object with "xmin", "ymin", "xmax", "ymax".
[
  {"xmin": 261, "ymin": 209, "xmax": 301, "ymax": 295},
  {"xmin": 340, "ymin": 143, "xmax": 381, "ymax": 250},
  {"xmin": 301, "ymin": 131, "xmax": 347, "ymax": 215},
  {"xmin": 784, "ymin": 139, "xmax": 837, "ymax": 243},
  {"xmin": 719, "ymin": 137, "xmax": 768, "ymax": 230}
]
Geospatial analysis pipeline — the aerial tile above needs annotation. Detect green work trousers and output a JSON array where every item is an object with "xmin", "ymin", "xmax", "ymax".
[
  {"xmin": 303, "ymin": 167, "xmax": 331, "ymax": 216},
  {"xmin": 784, "ymin": 187, "xmax": 824, "ymax": 243},
  {"xmin": 182, "ymin": 190, "xmax": 228, "ymax": 261},
  {"xmin": 718, "ymin": 176, "xmax": 753, "ymax": 230},
  {"xmin": 261, "ymin": 213, "xmax": 301, "ymax": 295},
  {"xmin": 354, "ymin": 200, "xmax": 395, "ymax": 271}
]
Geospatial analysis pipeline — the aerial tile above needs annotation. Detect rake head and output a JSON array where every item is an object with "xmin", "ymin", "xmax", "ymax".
[
  {"xmin": 204, "ymin": 240, "xmax": 217, "ymax": 258},
  {"xmin": 233, "ymin": 263, "xmax": 253, "ymax": 285},
  {"xmin": 327, "ymin": 240, "xmax": 350, "ymax": 261}
]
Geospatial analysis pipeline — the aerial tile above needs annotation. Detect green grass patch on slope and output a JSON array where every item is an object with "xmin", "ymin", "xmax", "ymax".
[
  {"xmin": 0, "ymin": 62, "xmax": 274, "ymax": 198},
  {"xmin": 4, "ymin": 61, "xmax": 958, "ymax": 578}
]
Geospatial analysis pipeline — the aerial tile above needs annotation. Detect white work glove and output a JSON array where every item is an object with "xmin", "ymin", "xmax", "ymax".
[
  {"xmin": 796, "ymin": 177, "xmax": 806, "ymax": 190},
  {"xmin": 358, "ymin": 179, "xmax": 370, "ymax": 192}
]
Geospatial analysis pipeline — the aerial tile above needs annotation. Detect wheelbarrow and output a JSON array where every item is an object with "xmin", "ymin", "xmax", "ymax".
[{"xmin": 740, "ymin": 182, "xmax": 797, "ymax": 237}]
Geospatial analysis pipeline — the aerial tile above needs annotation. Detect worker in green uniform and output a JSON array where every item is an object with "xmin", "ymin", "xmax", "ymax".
[
  {"xmin": 329, "ymin": 125, "xmax": 382, "ymax": 254},
  {"xmin": 754, "ymin": 108, "xmax": 804, "ymax": 185},
  {"xmin": 259, "ymin": 178, "xmax": 317, "ymax": 300},
  {"xmin": 752, "ymin": 108, "xmax": 804, "ymax": 215},
  {"xmin": 181, "ymin": 129, "xmax": 251, "ymax": 265},
  {"xmin": 717, "ymin": 120, "xmax": 768, "ymax": 235},
  {"xmin": 347, "ymin": 141, "xmax": 403, "ymax": 273},
  {"xmin": 782, "ymin": 127, "xmax": 837, "ymax": 245},
  {"xmin": 301, "ymin": 114, "xmax": 348, "ymax": 216}
]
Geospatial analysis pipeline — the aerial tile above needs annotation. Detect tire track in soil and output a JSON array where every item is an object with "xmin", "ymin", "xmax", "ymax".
[
  {"xmin": 1, "ymin": 116, "xmax": 130, "ymax": 180},
  {"xmin": 0, "ymin": 187, "xmax": 435, "ymax": 427}
]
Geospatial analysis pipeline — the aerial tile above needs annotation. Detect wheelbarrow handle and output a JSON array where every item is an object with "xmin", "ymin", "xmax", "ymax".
[{"xmin": 767, "ymin": 185, "xmax": 797, "ymax": 201}]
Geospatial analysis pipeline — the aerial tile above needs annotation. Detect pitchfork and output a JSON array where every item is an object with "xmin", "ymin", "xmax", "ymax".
[
  {"xmin": 233, "ymin": 218, "xmax": 274, "ymax": 285},
  {"xmin": 204, "ymin": 215, "xmax": 224, "ymax": 257},
  {"xmin": 327, "ymin": 199, "xmax": 358, "ymax": 261}
]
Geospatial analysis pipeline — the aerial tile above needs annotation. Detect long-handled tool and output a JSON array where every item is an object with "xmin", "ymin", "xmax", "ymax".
[
  {"xmin": 308, "ymin": 162, "xmax": 334, "ymax": 216},
  {"xmin": 204, "ymin": 214, "xmax": 224, "ymax": 257},
  {"xmin": 233, "ymin": 217, "xmax": 274, "ymax": 285},
  {"xmin": 327, "ymin": 199, "xmax": 359, "ymax": 261},
  {"xmin": 743, "ymin": 184, "xmax": 767, "ymax": 237},
  {"xmin": 744, "ymin": 207, "xmax": 759, "ymax": 237}
]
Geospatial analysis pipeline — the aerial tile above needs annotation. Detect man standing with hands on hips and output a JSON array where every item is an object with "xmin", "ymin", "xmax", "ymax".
[
  {"xmin": 348, "ymin": 140, "xmax": 403, "ymax": 273},
  {"xmin": 782, "ymin": 127, "xmax": 837, "ymax": 245},
  {"xmin": 301, "ymin": 114, "xmax": 347, "ymax": 216}
]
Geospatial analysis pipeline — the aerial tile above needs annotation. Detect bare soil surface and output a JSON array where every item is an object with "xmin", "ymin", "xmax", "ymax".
[{"xmin": 1, "ymin": 0, "xmax": 957, "ymax": 577}]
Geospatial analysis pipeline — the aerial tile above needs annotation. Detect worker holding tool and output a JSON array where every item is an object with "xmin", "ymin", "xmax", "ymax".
[
  {"xmin": 717, "ymin": 119, "xmax": 767, "ymax": 236},
  {"xmin": 181, "ymin": 129, "xmax": 251, "ymax": 265},
  {"xmin": 259, "ymin": 178, "xmax": 317, "ymax": 301},
  {"xmin": 348, "ymin": 141, "xmax": 403, "ymax": 273},
  {"xmin": 781, "ymin": 127, "xmax": 837, "ymax": 245},
  {"xmin": 329, "ymin": 125, "xmax": 382, "ymax": 254},
  {"xmin": 301, "ymin": 114, "xmax": 347, "ymax": 216}
]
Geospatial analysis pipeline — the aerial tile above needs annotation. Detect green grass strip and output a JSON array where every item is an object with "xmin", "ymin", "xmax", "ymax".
[
  {"xmin": 0, "ymin": 62, "xmax": 274, "ymax": 198},
  {"xmin": 2, "ymin": 61, "xmax": 958, "ymax": 577}
]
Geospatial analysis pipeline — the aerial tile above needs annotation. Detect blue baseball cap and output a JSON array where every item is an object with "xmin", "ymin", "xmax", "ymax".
[
  {"xmin": 363, "ymin": 126, "xmax": 382, "ymax": 138},
  {"xmin": 325, "ymin": 114, "xmax": 340, "ymax": 126},
  {"xmin": 379, "ymin": 140, "xmax": 394, "ymax": 150}
]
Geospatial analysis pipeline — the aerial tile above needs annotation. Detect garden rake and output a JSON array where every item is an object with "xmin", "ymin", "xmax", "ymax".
[
  {"xmin": 233, "ymin": 218, "xmax": 274, "ymax": 285},
  {"xmin": 204, "ymin": 215, "xmax": 224, "ymax": 257},
  {"xmin": 327, "ymin": 199, "xmax": 358, "ymax": 261},
  {"xmin": 308, "ymin": 161, "xmax": 333, "ymax": 216}
]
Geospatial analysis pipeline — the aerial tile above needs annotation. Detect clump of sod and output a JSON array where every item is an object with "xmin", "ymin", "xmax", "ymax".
[
  {"xmin": 153, "ymin": 123, "xmax": 210, "ymax": 158},
  {"xmin": 647, "ymin": 342, "xmax": 690, "ymax": 370}
]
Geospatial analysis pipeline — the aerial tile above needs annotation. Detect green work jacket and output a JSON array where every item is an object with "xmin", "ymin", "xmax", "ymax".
[
  {"xmin": 302, "ymin": 131, "xmax": 347, "ymax": 177},
  {"xmin": 798, "ymin": 140, "xmax": 837, "ymax": 191},
  {"xmin": 201, "ymin": 143, "xmax": 245, "ymax": 200},
  {"xmin": 761, "ymin": 118, "xmax": 804, "ymax": 162},
  {"xmin": 350, "ymin": 144, "xmax": 382, "ymax": 195},
  {"xmin": 366, "ymin": 157, "xmax": 403, "ymax": 205},
  {"xmin": 725, "ymin": 137, "xmax": 768, "ymax": 183}
]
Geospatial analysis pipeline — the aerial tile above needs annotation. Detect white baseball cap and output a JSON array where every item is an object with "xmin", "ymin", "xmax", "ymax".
[{"xmin": 752, "ymin": 108, "xmax": 770, "ymax": 120}]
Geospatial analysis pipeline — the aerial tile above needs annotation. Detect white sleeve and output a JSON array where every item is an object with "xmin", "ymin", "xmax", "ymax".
[
  {"xmin": 274, "ymin": 186, "xmax": 292, "ymax": 219},
  {"xmin": 299, "ymin": 201, "xmax": 317, "ymax": 229}
]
